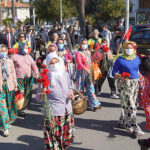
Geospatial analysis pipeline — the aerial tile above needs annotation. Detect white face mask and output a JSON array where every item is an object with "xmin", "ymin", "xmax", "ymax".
[
  {"xmin": 81, "ymin": 44, "xmax": 88, "ymax": 50},
  {"xmin": 125, "ymin": 49, "xmax": 134, "ymax": 56},
  {"xmin": 24, "ymin": 49, "xmax": 28, "ymax": 54},
  {"xmin": 49, "ymin": 63, "xmax": 60, "ymax": 72}
]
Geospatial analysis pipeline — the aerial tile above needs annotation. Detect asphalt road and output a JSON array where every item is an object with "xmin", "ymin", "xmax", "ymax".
[{"xmin": 0, "ymin": 81, "xmax": 149, "ymax": 150}]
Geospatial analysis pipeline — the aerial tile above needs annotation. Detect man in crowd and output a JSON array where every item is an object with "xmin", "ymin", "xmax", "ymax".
[
  {"xmin": 2, "ymin": 26, "xmax": 16, "ymax": 49},
  {"xmin": 26, "ymin": 28, "xmax": 36, "ymax": 59}
]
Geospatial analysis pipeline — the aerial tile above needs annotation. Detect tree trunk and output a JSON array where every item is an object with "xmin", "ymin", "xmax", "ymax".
[
  {"xmin": 78, "ymin": 0, "xmax": 85, "ymax": 35},
  {"xmin": 29, "ymin": 0, "xmax": 34, "ymax": 25},
  {"xmin": 12, "ymin": 0, "xmax": 15, "ymax": 21}
]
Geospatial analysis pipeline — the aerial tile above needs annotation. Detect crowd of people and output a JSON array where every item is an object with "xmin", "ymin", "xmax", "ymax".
[{"xmin": 0, "ymin": 21, "xmax": 150, "ymax": 150}]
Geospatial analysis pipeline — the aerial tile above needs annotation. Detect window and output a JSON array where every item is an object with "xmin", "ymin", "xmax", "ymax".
[
  {"xmin": 143, "ymin": 31, "xmax": 150, "ymax": 39},
  {"xmin": 131, "ymin": 32, "xmax": 143, "ymax": 40}
]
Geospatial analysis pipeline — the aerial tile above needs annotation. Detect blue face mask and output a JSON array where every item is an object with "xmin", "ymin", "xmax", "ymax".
[
  {"xmin": 58, "ymin": 44, "xmax": 64, "ymax": 50},
  {"xmin": 0, "ymin": 52, "xmax": 7, "ymax": 58}
]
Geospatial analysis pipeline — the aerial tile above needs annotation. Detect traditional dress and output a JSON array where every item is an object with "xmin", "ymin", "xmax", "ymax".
[
  {"xmin": 139, "ymin": 74, "xmax": 150, "ymax": 130},
  {"xmin": 112, "ymin": 41, "xmax": 143, "ymax": 135},
  {"xmin": 13, "ymin": 51, "xmax": 38, "ymax": 108},
  {"xmin": 75, "ymin": 49, "xmax": 101, "ymax": 109},
  {"xmin": 0, "ymin": 56, "xmax": 18, "ymax": 130},
  {"xmin": 43, "ymin": 53, "xmax": 75, "ymax": 150}
]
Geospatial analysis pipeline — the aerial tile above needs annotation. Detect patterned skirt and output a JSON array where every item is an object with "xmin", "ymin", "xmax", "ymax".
[
  {"xmin": 0, "ymin": 83, "xmax": 18, "ymax": 130},
  {"xmin": 117, "ymin": 79, "xmax": 141, "ymax": 133},
  {"xmin": 43, "ymin": 113, "xmax": 75, "ymax": 150},
  {"xmin": 17, "ymin": 76, "xmax": 34, "ymax": 106}
]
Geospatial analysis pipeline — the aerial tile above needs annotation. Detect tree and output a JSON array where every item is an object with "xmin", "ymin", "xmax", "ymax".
[
  {"xmin": 33, "ymin": 0, "xmax": 77, "ymax": 22},
  {"xmin": 78, "ymin": 0, "xmax": 85, "ymax": 34},
  {"xmin": 98, "ymin": 0, "xmax": 125, "ymax": 23}
]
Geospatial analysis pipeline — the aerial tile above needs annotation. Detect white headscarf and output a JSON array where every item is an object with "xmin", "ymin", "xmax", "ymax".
[{"xmin": 46, "ymin": 52, "xmax": 65, "ymax": 86}]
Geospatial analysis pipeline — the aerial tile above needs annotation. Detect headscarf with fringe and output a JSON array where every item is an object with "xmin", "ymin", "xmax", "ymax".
[
  {"xmin": 0, "ymin": 44, "xmax": 9, "ymax": 81},
  {"xmin": 121, "ymin": 41, "xmax": 137, "ymax": 60}
]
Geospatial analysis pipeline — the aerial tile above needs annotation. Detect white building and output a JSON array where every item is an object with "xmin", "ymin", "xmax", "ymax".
[{"xmin": 1, "ymin": 1, "xmax": 30, "ymax": 22}]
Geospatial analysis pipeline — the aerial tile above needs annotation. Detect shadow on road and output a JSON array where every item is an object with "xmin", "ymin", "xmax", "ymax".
[
  {"xmin": 13, "ymin": 113, "xmax": 43, "ymax": 131},
  {"xmin": 69, "ymin": 146, "xmax": 94, "ymax": 150},
  {"xmin": 0, "ymin": 135, "xmax": 44, "ymax": 150},
  {"xmin": 101, "ymin": 101, "xmax": 120, "ymax": 108},
  {"xmin": 75, "ymin": 118, "xmax": 136, "ymax": 139}
]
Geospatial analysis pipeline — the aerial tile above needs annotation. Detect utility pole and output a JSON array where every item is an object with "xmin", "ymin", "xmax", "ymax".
[
  {"xmin": 0, "ymin": 0, "xmax": 1, "ymax": 26},
  {"xmin": 12, "ymin": 0, "xmax": 15, "ymax": 22},
  {"xmin": 60, "ymin": 0, "xmax": 62, "ymax": 23},
  {"xmin": 125, "ymin": 0, "xmax": 129, "ymax": 32}
]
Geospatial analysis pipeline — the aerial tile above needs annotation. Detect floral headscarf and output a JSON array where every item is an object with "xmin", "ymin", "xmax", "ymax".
[
  {"xmin": 121, "ymin": 41, "xmax": 137, "ymax": 60},
  {"xmin": 0, "ymin": 44, "xmax": 9, "ymax": 81}
]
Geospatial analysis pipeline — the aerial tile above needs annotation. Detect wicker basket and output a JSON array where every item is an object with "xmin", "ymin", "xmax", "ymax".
[
  {"xmin": 15, "ymin": 97, "xmax": 28, "ymax": 111},
  {"xmin": 72, "ymin": 89, "xmax": 87, "ymax": 115}
]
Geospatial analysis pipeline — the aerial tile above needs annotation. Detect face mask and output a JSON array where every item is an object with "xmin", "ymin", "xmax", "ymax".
[
  {"xmin": 125, "ymin": 49, "xmax": 134, "ymax": 56},
  {"xmin": 24, "ymin": 49, "xmax": 28, "ymax": 54},
  {"xmin": 0, "ymin": 52, "xmax": 7, "ymax": 58},
  {"xmin": 81, "ymin": 44, "xmax": 88, "ymax": 50},
  {"xmin": 58, "ymin": 44, "xmax": 64, "ymax": 50},
  {"xmin": 49, "ymin": 63, "xmax": 60, "ymax": 72}
]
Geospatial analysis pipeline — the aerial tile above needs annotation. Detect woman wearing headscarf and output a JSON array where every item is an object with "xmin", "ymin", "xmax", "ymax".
[
  {"xmin": 42, "ymin": 52, "xmax": 75, "ymax": 150},
  {"xmin": 57, "ymin": 38, "xmax": 73, "ymax": 71},
  {"xmin": 0, "ymin": 44, "xmax": 18, "ymax": 136},
  {"xmin": 13, "ymin": 32, "xmax": 32, "ymax": 54},
  {"xmin": 112, "ymin": 41, "xmax": 144, "ymax": 137},
  {"xmin": 12, "ymin": 39, "xmax": 39, "ymax": 117},
  {"xmin": 75, "ymin": 39, "xmax": 101, "ymax": 111}
]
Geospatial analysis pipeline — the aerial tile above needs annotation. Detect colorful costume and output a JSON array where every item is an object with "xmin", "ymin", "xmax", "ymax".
[
  {"xmin": 43, "ymin": 54, "xmax": 75, "ymax": 150},
  {"xmin": 0, "ymin": 58, "xmax": 18, "ymax": 130},
  {"xmin": 88, "ymin": 38, "xmax": 102, "ymax": 51},
  {"xmin": 13, "ymin": 40, "xmax": 32, "ymax": 53},
  {"xmin": 75, "ymin": 49, "xmax": 101, "ymax": 108},
  {"xmin": 112, "ymin": 41, "xmax": 143, "ymax": 135},
  {"xmin": 13, "ymin": 53, "xmax": 38, "ymax": 107},
  {"xmin": 139, "ymin": 74, "xmax": 150, "ymax": 130}
]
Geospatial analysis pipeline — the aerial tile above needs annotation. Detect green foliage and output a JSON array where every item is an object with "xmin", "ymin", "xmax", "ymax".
[
  {"xmin": 2, "ymin": 18, "xmax": 13, "ymax": 26},
  {"xmin": 98, "ymin": 0, "xmax": 125, "ymax": 22},
  {"xmin": 16, "ymin": 20, "xmax": 23, "ymax": 27},
  {"xmin": 23, "ymin": 17, "xmax": 30, "ymax": 25},
  {"xmin": 33, "ymin": 0, "xmax": 77, "ymax": 22}
]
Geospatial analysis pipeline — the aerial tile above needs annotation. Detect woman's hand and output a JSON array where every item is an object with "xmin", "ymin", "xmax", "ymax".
[
  {"xmin": 68, "ymin": 92, "xmax": 74, "ymax": 101},
  {"xmin": 35, "ymin": 73, "xmax": 40, "ymax": 79},
  {"xmin": 15, "ymin": 86, "xmax": 18, "ymax": 92},
  {"xmin": 66, "ymin": 60, "xmax": 71, "ymax": 63},
  {"xmin": 84, "ymin": 68, "xmax": 91, "ymax": 76},
  {"xmin": 115, "ymin": 73, "xmax": 128, "ymax": 81},
  {"xmin": 40, "ymin": 88, "xmax": 46, "ymax": 100}
]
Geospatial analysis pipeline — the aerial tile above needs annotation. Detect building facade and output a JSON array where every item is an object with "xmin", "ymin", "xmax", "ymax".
[{"xmin": 1, "ymin": 1, "xmax": 30, "ymax": 22}]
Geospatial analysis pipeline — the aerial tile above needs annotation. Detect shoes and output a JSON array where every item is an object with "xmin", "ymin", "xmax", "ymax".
[
  {"xmin": 4, "ymin": 129, "xmax": 9, "ymax": 137},
  {"xmin": 8, "ymin": 125, "xmax": 12, "ymax": 129},
  {"xmin": 92, "ymin": 105, "xmax": 102, "ymax": 112},
  {"xmin": 110, "ymin": 94, "xmax": 119, "ymax": 99},
  {"xmin": 97, "ymin": 92, "xmax": 101, "ymax": 96},
  {"xmin": 135, "ymin": 130, "xmax": 145, "ymax": 137},
  {"xmin": 19, "ymin": 111, "xmax": 26, "ymax": 117}
]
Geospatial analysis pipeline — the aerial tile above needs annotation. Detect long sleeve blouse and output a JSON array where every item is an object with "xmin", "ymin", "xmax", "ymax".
[{"xmin": 0, "ymin": 58, "xmax": 17, "ymax": 91}]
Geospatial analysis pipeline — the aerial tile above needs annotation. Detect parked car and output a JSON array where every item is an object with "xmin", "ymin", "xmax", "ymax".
[
  {"xmin": 114, "ymin": 24, "xmax": 150, "ymax": 44},
  {"xmin": 131, "ymin": 24, "xmax": 150, "ymax": 33},
  {"xmin": 130, "ymin": 28, "xmax": 150, "ymax": 55}
]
